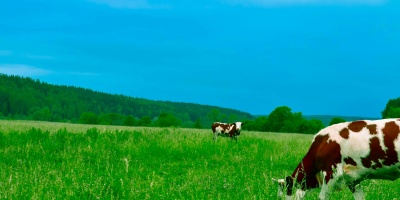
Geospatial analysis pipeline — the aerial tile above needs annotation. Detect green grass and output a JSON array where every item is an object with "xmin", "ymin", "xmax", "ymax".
[{"xmin": 0, "ymin": 120, "xmax": 399, "ymax": 199}]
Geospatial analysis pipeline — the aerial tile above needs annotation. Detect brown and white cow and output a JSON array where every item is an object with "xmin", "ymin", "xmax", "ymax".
[
  {"xmin": 211, "ymin": 122, "xmax": 243, "ymax": 142},
  {"xmin": 274, "ymin": 118, "xmax": 400, "ymax": 200}
]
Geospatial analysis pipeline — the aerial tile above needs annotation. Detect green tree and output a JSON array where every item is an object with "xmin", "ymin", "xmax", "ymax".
[
  {"xmin": 281, "ymin": 112, "xmax": 306, "ymax": 133},
  {"xmin": 386, "ymin": 107, "xmax": 400, "ymax": 118},
  {"xmin": 138, "ymin": 116, "xmax": 152, "ymax": 127},
  {"xmin": 29, "ymin": 106, "xmax": 52, "ymax": 121},
  {"xmin": 329, "ymin": 117, "xmax": 346, "ymax": 126},
  {"xmin": 156, "ymin": 112, "xmax": 181, "ymax": 127},
  {"xmin": 252, "ymin": 116, "xmax": 269, "ymax": 132},
  {"xmin": 228, "ymin": 114, "xmax": 238, "ymax": 123},
  {"xmin": 193, "ymin": 118, "xmax": 202, "ymax": 129},
  {"xmin": 266, "ymin": 106, "xmax": 293, "ymax": 132},
  {"xmin": 303, "ymin": 119, "xmax": 325, "ymax": 134},
  {"xmin": 104, "ymin": 113, "xmax": 124, "ymax": 125},
  {"xmin": 124, "ymin": 115, "xmax": 136, "ymax": 126},
  {"xmin": 97, "ymin": 113, "xmax": 112, "ymax": 125},
  {"xmin": 207, "ymin": 109, "xmax": 221, "ymax": 122},
  {"xmin": 382, "ymin": 97, "xmax": 400, "ymax": 118},
  {"xmin": 79, "ymin": 112, "xmax": 98, "ymax": 124}
]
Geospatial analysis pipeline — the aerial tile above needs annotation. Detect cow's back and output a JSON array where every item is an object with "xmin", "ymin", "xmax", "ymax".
[{"xmin": 212, "ymin": 122, "xmax": 229, "ymax": 134}]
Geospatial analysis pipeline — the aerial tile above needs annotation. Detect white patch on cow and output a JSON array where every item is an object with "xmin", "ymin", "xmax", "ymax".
[
  {"xmin": 312, "ymin": 122, "xmax": 348, "ymax": 143},
  {"xmin": 375, "ymin": 119, "xmax": 391, "ymax": 151},
  {"xmin": 227, "ymin": 124, "xmax": 234, "ymax": 132},
  {"xmin": 215, "ymin": 126, "xmax": 224, "ymax": 134},
  {"xmin": 340, "ymin": 128, "xmax": 372, "ymax": 160}
]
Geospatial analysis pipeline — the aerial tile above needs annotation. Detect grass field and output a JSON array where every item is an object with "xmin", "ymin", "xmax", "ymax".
[{"xmin": 0, "ymin": 120, "xmax": 399, "ymax": 199}]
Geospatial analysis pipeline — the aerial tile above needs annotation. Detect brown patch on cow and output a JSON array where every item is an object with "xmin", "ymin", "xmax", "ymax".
[
  {"xmin": 361, "ymin": 157, "xmax": 372, "ymax": 168},
  {"xmin": 344, "ymin": 157, "xmax": 357, "ymax": 166},
  {"xmin": 361, "ymin": 137, "xmax": 384, "ymax": 169},
  {"xmin": 348, "ymin": 120, "xmax": 367, "ymax": 132},
  {"xmin": 314, "ymin": 134, "xmax": 342, "ymax": 171},
  {"xmin": 367, "ymin": 124, "xmax": 377, "ymax": 135},
  {"xmin": 314, "ymin": 135, "xmax": 342, "ymax": 183},
  {"xmin": 291, "ymin": 134, "xmax": 337, "ymax": 190},
  {"xmin": 212, "ymin": 122, "xmax": 228, "ymax": 133},
  {"xmin": 339, "ymin": 128, "xmax": 349, "ymax": 139},
  {"xmin": 382, "ymin": 121, "xmax": 400, "ymax": 166},
  {"xmin": 228, "ymin": 123, "xmax": 238, "ymax": 137},
  {"xmin": 360, "ymin": 120, "xmax": 400, "ymax": 168}
]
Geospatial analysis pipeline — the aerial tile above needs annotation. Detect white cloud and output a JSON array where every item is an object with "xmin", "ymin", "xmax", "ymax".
[
  {"xmin": 222, "ymin": 0, "xmax": 387, "ymax": 6},
  {"xmin": 0, "ymin": 64, "xmax": 53, "ymax": 77}
]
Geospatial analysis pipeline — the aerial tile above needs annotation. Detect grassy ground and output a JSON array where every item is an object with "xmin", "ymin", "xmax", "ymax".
[{"xmin": 0, "ymin": 120, "xmax": 399, "ymax": 199}]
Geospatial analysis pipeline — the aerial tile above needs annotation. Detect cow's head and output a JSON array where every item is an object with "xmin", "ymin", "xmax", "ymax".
[
  {"xmin": 234, "ymin": 122, "xmax": 244, "ymax": 134},
  {"xmin": 273, "ymin": 176, "xmax": 306, "ymax": 200}
]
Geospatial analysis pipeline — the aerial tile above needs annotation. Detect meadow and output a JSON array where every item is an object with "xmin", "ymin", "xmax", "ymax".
[{"xmin": 0, "ymin": 120, "xmax": 399, "ymax": 199}]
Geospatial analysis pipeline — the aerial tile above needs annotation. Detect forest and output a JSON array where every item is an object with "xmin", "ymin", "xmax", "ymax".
[
  {"xmin": 0, "ymin": 74, "xmax": 253, "ymax": 128},
  {"xmin": 1, "ymin": 73, "xmax": 397, "ymax": 134}
]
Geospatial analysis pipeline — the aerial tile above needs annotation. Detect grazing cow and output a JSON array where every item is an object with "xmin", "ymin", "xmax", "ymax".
[
  {"xmin": 274, "ymin": 118, "xmax": 400, "ymax": 200},
  {"xmin": 211, "ymin": 122, "xmax": 243, "ymax": 142}
]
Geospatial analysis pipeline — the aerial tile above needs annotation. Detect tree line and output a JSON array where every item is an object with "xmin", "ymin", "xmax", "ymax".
[
  {"xmin": 1, "ymin": 74, "xmax": 397, "ymax": 134},
  {"xmin": 243, "ymin": 106, "xmax": 326, "ymax": 134},
  {"xmin": 0, "ymin": 74, "xmax": 252, "ymax": 128}
]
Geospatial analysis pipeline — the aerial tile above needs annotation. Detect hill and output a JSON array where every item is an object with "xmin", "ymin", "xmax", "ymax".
[{"xmin": 0, "ymin": 74, "xmax": 253, "ymax": 127}]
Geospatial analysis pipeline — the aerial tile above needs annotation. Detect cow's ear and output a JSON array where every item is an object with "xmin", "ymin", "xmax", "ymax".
[{"xmin": 272, "ymin": 178, "xmax": 284, "ymax": 184}]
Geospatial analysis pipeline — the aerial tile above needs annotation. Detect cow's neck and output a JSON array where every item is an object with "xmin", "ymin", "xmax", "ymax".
[
  {"xmin": 291, "ymin": 135, "xmax": 328, "ymax": 189},
  {"xmin": 291, "ymin": 156, "xmax": 319, "ymax": 189}
]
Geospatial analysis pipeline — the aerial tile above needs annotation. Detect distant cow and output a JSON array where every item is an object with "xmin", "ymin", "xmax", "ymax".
[
  {"xmin": 274, "ymin": 118, "xmax": 400, "ymax": 200},
  {"xmin": 211, "ymin": 122, "xmax": 243, "ymax": 142}
]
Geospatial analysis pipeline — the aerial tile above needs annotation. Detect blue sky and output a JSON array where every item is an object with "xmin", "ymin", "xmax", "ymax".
[{"xmin": 1, "ymin": 0, "xmax": 399, "ymax": 118}]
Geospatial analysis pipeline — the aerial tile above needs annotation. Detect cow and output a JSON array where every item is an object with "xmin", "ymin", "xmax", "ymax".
[
  {"xmin": 211, "ymin": 122, "xmax": 243, "ymax": 142},
  {"xmin": 273, "ymin": 118, "xmax": 400, "ymax": 200}
]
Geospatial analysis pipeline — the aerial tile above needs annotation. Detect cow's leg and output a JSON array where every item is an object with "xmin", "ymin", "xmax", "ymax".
[
  {"xmin": 213, "ymin": 132, "xmax": 218, "ymax": 141},
  {"xmin": 319, "ymin": 171, "xmax": 333, "ymax": 200},
  {"xmin": 348, "ymin": 182, "xmax": 364, "ymax": 200},
  {"xmin": 319, "ymin": 166, "xmax": 346, "ymax": 200},
  {"xmin": 295, "ymin": 189, "xmax": 307, "ymax": 200}
]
